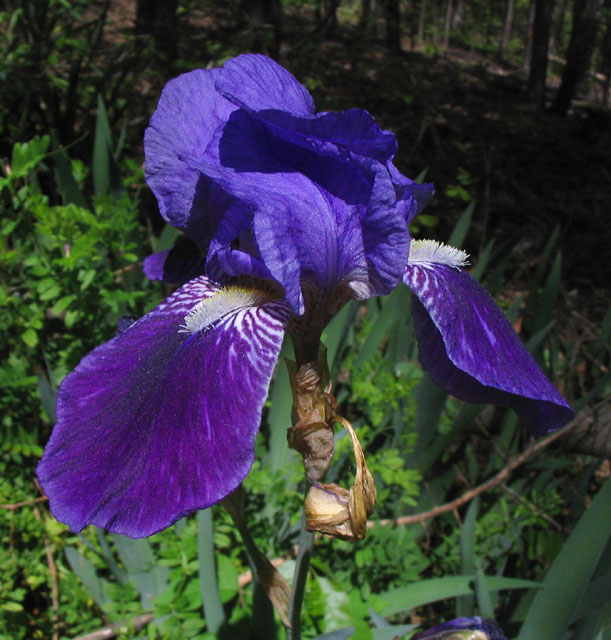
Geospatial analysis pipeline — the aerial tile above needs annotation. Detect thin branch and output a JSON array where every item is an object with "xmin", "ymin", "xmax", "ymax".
[
  {"xmin": 72, "ymin": 613, "xmax": 154, "ymax": 640},
  {"xmin": 500, "ymin": 482, "xmax": 566, "ymax": 532},
  {"xmin": 33, "ymin": 506, "xmax": 59, "ymax": 640},
  {"xmin": 370, "ymin": 409, "xmax": 588, "ymax": 529},
  {"xmin": 238, "ymin": 557, "xmax": 286, "ymax": 588},
  {"xmin": 0, "ymin": 495, "xmax": 48, "ymax": 510}
]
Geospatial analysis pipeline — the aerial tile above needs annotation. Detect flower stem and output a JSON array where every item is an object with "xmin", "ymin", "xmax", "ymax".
[{"xmin": 286, "ymin": 524, "xmax": 315, "ymax": 640}]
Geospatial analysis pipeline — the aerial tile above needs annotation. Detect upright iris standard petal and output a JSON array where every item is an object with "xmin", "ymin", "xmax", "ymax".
[
  {"xmin": 412, "ymin": 617, "xmax": 508, "ymax": 640},
  {"xmin": 386, "ymin": 162, "xmax": 435, "ymax": 223},
  {"xmin": 144, "ymin": 54, "xmax": 422, "ymax": 308},
  {"xmin": 36, "ymin": 277, "xmax": 290, "ymax": 538},
  {"xmin": 143, "ymin": 236, "xmax": 206, "ymax": 285},
  {"xmin": 188, "ymin": 109, "xmax": 409, "ymax": 312},
  {"xmin": 216, "ymin": 53, "xmax": 315, "ymax": 115},
  {"xmin": 403, "ymin": 241, "xmax": 573, "ymax": 435},
  {"xmin": 144, "ymin": 69, "xmax": 238, "ymax": 233}
]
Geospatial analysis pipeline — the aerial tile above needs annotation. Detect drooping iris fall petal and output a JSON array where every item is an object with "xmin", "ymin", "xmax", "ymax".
[
  {"xmin": 403, "ymin": 241, "xmax": 573, "ymax": 435},
  {"xmin": 36, "ymin": 277, "xmax": 290, "ymax": 538}
]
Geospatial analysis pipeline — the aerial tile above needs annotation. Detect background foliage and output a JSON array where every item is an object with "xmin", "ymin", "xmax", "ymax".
[{"xmin": 1, "ymin": 1, "xmax": 610, "ymax": 639}]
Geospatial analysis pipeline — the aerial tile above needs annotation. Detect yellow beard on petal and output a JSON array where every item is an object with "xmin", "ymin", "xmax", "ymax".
[{"xmin": 180, "ymin": 286, "xmax": 273, "ymax": 335}]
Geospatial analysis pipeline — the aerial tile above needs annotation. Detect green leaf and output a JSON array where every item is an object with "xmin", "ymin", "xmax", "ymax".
[
  {"xmin": 264, "ymin": 340, "xmax": 294, "ymax": 473},
  {"xmin": 533, "ymin": 252, "xmax": 562, "ymax": 335},
  {"xmin": 217, "ymin": 554, "xmax": 239, "ymax": 603},
  {"xmin": 154, "ymin": 224, "xmax": 181, "ymax": 252},
  {"xmin": 93, "ymin": 95, "xmax": 122, "ymax": 197},
  {"xmin": 53, "ymin": 144, "xmax": 88, "ymax": 208},
  {"xmin": 519, "ymin": 479, "xmax": 611, "ymax": 640},
  {"xmin": 456, "ymin": 497, "xmax": 479, "ymax": 617},
  {"xmin": 372, "ymin": 625, "xmax": 416, "ymax": 640},
  {"xmin": 10, "ymin": 135, "xmax": 50, "ymax": 177},
  {"xmin": 110, "ymin": 534, "xmax": 170, "ymax": 609},
  {"xmin": 313, "ymin": 628, "xmax": 355, "ymax": 640},
  {"xmin": 377, "ymin": 574, "xmax": 539, "ymax": 617},
  {"xmin": 197, "ymin": 509, "xmax": 225, "ymax": 633},
  {"xmin": 37, "ymin": 375, "xmax": 57, "ymax": 423},
  {"xmin": 378, "ymin": 577, "xmax": 474, "ymax": 616},
  {"xmin": 65, "ymin": 546, "xmax": 110, "ymax": 609},
  {"xmin": 471, "ymin": 239, "xmax": 495, "ymax": 281},
  {"xmin": 21, "ymin": 328, "xmax": 38, "ymax": 347},
  {"xmin": 475, "ymin": 564, "xmax": 494, "ymax": 617},
  {"xmin": 52, "ymin": 294, "xmax": 75, "ymax": 314},
  {"xmin": 447, "ymin": 201, "xmax": 474, "ymax": 249}
]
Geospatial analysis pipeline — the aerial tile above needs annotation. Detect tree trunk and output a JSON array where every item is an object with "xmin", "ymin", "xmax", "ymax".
[
  {"xmin": 243, "ymin": 0, "xmax": 282, "ymax": 55},
  {"xmin": 528, "ymin": 0, "xmax": 554, "ymax": 115},
  {"xmin": 443, "ymin": 0, "xmax": 453, "ymax": 48},
  {"xmin": 135, "ymin": 0, "xmax": 179, "ymax": 60},
  {"xmin": 359, "ymin": 0, "xmax": 375, "ymax": 38},
  {"xmin": 500, "ymin": 0, "xmax": 515, "ymax": 57},
  {"xmin": 524, "ymin": 0, "xmax": 536, "ymax": 72},
  {"xmin": 551, "ymin": 0, "xmax": 604, "ymax": 115},
  {"xmin": 405, "ymin": 0, "xmax": 418, "ymax": 49},
  {"xmin": 382, "ymin": 0, "xmax": 401, "ymax": 52},
  {"xmin": 549, "ymin": 0, "xmax": 569, "ymax": 56},
  {"xmin": 600, "ymin": 0, "xmax": 611, "ymax": 105},
  {"xmin": 418, "ymin": 0, "xmax": 427, "ymax": 45},
  {"xmin": 319, "ymin": 0, "xmax": 340, "ymax": 37}
]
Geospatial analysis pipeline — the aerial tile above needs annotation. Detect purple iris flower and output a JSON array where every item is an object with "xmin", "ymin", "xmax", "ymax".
[
  {"xmin": 412, "ymin": 616, "xmax": 508, "ymax": 640},
  {"xmin": 36, "ymin": 54, "xmax": 573, "ymax": 539}
]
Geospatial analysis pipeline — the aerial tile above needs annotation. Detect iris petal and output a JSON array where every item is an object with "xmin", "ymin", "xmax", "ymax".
[
  {"xmin": 36, "ymin": 277, "xmax": 290, "ymax": 538},
  {"xmin": 143, "ymin": 236, "xmax": 206, "ymax": 285},
  {"xmin": 413, "ymin": 616, "xmax": 507, "ymax": 640},
  {"xmin": 403, "ymin": 262, "xmax": 573, "ymax": 435},
  {"xmin": 252, "ymin": 107, "xmax": 398, "ymax": 164},
  {"xmin": 216, "ymin": 53, "xmax": 315, "ymax": 115},
  {"xmin": 144, "ymin": 68, "xmax": 238, "ymax": 232},
  {"xmin": 187, "ymin": 110, "xmax": 408, "ymax": 312}
]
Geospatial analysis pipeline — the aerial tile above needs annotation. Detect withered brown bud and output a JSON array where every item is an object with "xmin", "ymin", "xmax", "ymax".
[
  {"xmin": 305, "ymin": 482, "xmax": 353, "ymax": 539},
  {"xmin": 287, "ymin": 356, "xmax": 337, "ymax": 482},
  {"xmin": 304, "ymin": 418, "xmax": 377, "ymax": 540}
]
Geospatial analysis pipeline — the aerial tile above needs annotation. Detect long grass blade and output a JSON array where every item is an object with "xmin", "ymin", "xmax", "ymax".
[
  {"xmin": 519, "ymin": 479, "xmax": 611, "ymax": 640},
  {"xmin": 197, "ymin": 509, "xmax": 225, "ymax": 634}
]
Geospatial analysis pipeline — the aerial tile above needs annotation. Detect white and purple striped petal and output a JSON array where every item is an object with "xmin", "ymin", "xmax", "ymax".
[
  {"xmin": 404, "ymin": 241, "xmax": 573, "ymax": 435},
  {"xmin": 36, "ymin": 277, "xmax": 290, "ymax": 538}
]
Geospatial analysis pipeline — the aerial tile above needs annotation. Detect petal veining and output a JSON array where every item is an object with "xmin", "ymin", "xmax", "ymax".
[
  {"xmin": 216, "ymin": 54, "xmax": 315, "ymax": 116},
  {"xmin": 37, "ymin": 276, "xmax": 290, "ymax": 537},
  {"xmin": 403, "ymin": 261, "xmax": 573, "ymax": 434}
]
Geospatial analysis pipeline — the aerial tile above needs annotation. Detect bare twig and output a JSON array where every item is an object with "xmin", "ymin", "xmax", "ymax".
[
  {"xmin": 238, "ymin": 557, "xmax": 286, "ymax": 588},
  {"xmin": 0, "ymin": 495, "xmax": 48, "ymax": 510},
  {"xmin": 33, "ymin": 506, "xmax": 59, "ymax": 640},
  {"xmin": 72, "ymin": 613, "xmax": 154, "ymax": 640},
  {"xmin": 369, "ymin": 409, "xmax": 590, "ymax": 529},
  {"xmin": 500, "ymin": 482, "xmax": 565, "ymax": 532}
]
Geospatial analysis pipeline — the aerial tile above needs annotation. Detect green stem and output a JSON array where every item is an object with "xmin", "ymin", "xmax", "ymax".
[{"xmin": 286, "ymin": 524, "xmax": 315, "ymax": 640}]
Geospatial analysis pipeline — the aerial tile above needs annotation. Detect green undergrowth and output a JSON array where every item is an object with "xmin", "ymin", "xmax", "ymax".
[{"xmin": 1, "ymin": 135, "xmax": 609, "ymax": 640}]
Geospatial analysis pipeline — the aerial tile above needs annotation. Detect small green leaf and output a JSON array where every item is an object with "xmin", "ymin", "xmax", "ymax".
[
  {"xmin": 448, "ymin": 201, "xmax": 474, "ymax": 248},
  {"xmin": 21, "ymin": 328, "xmax": 38, "ymax": 347}
]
